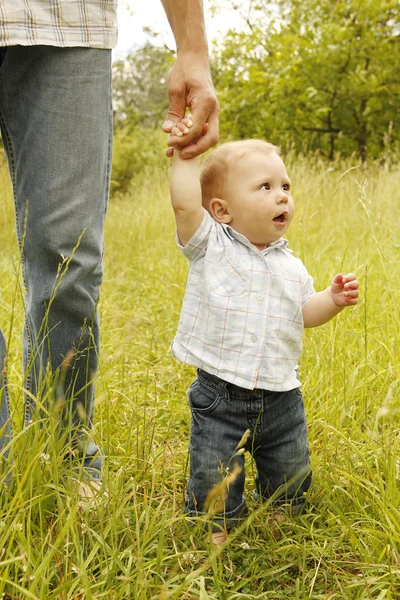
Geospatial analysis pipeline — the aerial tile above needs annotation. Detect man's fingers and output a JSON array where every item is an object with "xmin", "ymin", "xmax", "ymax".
[
  {"xmin": 167, "ymin": 93, "xmax": 218, "ymax": 149},
  {"xmin": 162, "ymin": 120, "xmax": 176, "ymax": 133},
  {"xmin": 167, "ymin": 103, "xmax": 219, "ymax": 159},
  {"xmin": 181, "ymin": 111, "xmax": 218, "ymax": 158},
  {"xmin": 165, "ymin": 122, "xmax": 206, "ymax": 159},
  {"xmin": 162, "ymin": 85, "xmax": 188, "ymax": 133}
]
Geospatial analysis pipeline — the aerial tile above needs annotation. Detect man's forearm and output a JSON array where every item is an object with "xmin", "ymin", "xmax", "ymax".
[{"xmin": 160, "ymin": 0, "xmax": 208, "ymax": 53}]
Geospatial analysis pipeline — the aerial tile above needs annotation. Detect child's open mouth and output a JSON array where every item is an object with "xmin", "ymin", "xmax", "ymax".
[{"xmin": 273, "ymin": 213, "xmax": 286, "ymax": 223}]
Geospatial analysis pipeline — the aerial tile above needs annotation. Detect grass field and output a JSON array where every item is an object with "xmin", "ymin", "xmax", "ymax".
[{"xmin": 0, "ymin": 149, "xmax": 399, "ymax": 599}]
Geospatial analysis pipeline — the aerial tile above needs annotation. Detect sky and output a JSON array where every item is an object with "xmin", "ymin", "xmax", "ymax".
[{"xmin": 114, "ymin": 0, "xmax": 245, "ymax": 58}]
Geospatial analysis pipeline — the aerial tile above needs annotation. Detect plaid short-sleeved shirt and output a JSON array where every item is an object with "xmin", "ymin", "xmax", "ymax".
[
  {"xmin": 172, "ymin": 210, "xmax": 316, "ymax": 392},
  {"xmin": 0, "ymin": 1, "xmax": 118, "ymax": 48}
]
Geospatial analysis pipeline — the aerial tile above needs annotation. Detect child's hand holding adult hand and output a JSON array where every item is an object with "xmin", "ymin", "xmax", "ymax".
[
  {"xmin": 330, "ymin": 273, "xmax": 359, "ymax": 307},
  {"xmin": 161, "ymin": 53, "xmax": 219, "ymax": 159}
]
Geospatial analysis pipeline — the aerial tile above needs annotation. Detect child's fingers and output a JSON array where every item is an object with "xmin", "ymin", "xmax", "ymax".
[
  {"xmin": 344, "ymin": 288, "xmax": 359, "ymax": 297},
  {"xmin": 344, "ymin": 296, "xmax": 359, "ymax": 305},
  {"xmin": 171, "ymin": 116, "xmax": 193, "ymax": 136},
  {"xmin": 171, "ymin": 123, "xmax": 190, "ymax": 136},
  {"xmin": 181, "ymin": 115, "xmax": 193, "ymax": 128},
  {"xmin": 344, "ymin": 279, "xmax": 359, "ymax": 291},
  {"xmin": 343, "ymin": 288, "xmax": 359, "ymax": 305},
  {"xmin": 332, "ymin": 273, "xmax": 343, "ymax": 284}
]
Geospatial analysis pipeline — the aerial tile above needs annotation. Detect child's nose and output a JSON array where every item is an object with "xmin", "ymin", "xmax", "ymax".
[{"xmin": 277, "ymin": 190, "xmax": 289, "ymax": 203}]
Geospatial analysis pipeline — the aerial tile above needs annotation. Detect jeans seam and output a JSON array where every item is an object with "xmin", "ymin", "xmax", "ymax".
[
  {"xmin": 198, "ymin": 371, "xmax": 229, "ymax": 398},
  {"xmin": 189, "ymin": 382, "xmax": 222, "ymax": 413},
  {"xmin": 0, "ymin": 375, "xmax": 12, "ymax": 443},
  {"xmin": 0, "ymin": 108, "xmax": 34, "ymax": 420},
  {"xmin": 185, "ymin": 496, "xmax": 247, "ymax": 520},
  {"xmin": 94, "ymin": 57, "xmax": 113, "ymax": 293}
]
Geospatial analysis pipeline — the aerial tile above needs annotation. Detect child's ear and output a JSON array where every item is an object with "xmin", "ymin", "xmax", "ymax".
[{"xmin": 209, "ymin": 198, "xmax": 232, "ymax": 224}]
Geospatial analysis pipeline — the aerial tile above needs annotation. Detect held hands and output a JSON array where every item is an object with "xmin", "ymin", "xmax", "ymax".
[
  {"xmin": 161, "ymin": 53, "xmax": 219, "ymax": 159},
  {"xmin": 330, "ymin": 273, "xmax": 359, "ymax": 307},
  {"xmin": 167, "ymin": 114, "xmax": 208, "ymax": 158}
]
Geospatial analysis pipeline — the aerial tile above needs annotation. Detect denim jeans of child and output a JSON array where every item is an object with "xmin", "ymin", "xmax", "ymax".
[
  {"xmin": 185, "ymin": 369, "xmax": 312, "ymax": 531},
  {"xmin": 0, "ymin": 46, "xmax": 113, "ymax": 479}
]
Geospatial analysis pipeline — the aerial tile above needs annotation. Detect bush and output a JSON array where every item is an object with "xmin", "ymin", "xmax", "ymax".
[{"xmin": 111, "ymin": 126, "xmax": 168, "ymax": 196}]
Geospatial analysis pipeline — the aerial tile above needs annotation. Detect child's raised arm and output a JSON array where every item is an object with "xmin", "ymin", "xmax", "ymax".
[
  {"xmin": 170, "ymin": 150, "xmax": 204, "ymax": 246},
  {"xmin": 302, "ymin": 273, "xmax": 359, "ymax": 328}
]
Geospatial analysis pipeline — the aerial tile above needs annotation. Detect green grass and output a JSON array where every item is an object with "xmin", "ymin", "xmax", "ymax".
[{"xmin": 0, "ymin": 149, "xmax": 400, "ymax": 599}]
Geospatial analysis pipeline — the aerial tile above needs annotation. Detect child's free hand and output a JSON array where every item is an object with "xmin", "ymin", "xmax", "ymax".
[{"xmin": 330, "ymin": 273, "xmax": 359, "ymax": 307}]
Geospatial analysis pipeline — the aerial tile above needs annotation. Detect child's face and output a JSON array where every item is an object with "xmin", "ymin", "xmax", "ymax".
[{"xmin": 222, "ymin": 151, "xmax": 294, "ymax": 250}]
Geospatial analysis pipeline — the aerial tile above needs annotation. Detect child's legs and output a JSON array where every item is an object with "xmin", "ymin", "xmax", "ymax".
[
  {"xmin": 252, "ymin": 387, "xmax": 312, "ymax": 513},
  {"xmin": 185, "ymin": 370, "xmax": 247, "ymax": 531}
]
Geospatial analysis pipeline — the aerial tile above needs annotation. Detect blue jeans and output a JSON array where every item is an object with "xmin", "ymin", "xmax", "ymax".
[
  {"xmin": 0, "ymin": 46, "xmax": 113, "ymax": 479},
  {"xmin": 185, "ymin": 369, "xmax": 312, "ymax": 530}
]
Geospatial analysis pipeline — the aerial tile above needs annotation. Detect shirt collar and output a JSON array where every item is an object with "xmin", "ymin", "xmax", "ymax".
[{"xmin": 221, "ymin": 223, "xmax": 290, "ymax": 253}]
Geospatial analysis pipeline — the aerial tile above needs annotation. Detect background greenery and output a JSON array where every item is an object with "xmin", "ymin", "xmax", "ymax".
[
  {"xmin": 1, "ymin": 0, "xmax": 400, "ymax": 596},
  {"xmin": 1, "ymin": 146, "xmax": 400, "ymax": 597},
  {"xmin": 112, "ymin": 0, "xmax": 400, "ymax": 194}
]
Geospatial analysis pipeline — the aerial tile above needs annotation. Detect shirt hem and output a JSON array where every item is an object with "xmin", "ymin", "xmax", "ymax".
[
  {"xmin": 172, "ymin": 345, "xmax": 301, "ymax": 392},
  {"xmin": 0, "ymin": 32, "xmax": 117, "ymax": 49}
]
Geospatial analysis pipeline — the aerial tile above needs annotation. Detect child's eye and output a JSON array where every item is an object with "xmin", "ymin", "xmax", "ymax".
[
  {"xmin": 283, "ymin": 184, "xmax": 290, "ymax": 191},
  {"xmin": 261, "ymin": 183, "xmax": 270, "ymax": 190}
]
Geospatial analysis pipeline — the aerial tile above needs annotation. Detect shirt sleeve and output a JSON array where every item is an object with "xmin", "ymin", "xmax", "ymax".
[
  {"xmin": 299, "ymin": 262, "xmax": 316, "ymax": 307},
  {"xmin": 176, "ymin": 209, "xmax": 215, "ymax": 262}
]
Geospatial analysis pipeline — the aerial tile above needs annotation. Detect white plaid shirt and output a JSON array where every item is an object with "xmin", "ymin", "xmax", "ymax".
[
  {"xmin": 0, "ymin": 1, "xmax": 117, "ymax": 48},
  {"xmin": 172, "ymin": 210, "xmax": 316, "ymax": 391}
]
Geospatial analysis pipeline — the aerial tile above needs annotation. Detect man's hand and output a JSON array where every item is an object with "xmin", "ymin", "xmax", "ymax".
[
  {"xmin": 330, "ymin": 273, "xmax": 359, "ymax": 307},
  {"xmin": 162, "ymin": 52, "xmax": 219, "ymax": 158}
]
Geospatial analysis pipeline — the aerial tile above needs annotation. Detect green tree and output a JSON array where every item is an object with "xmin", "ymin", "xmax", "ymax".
[
  {"xmin": 112, "ymin": 42, "xmax": 174, "ymax": 130},
  {"xmin": 212, "ymin": 0, "xmax": 400, "ymax": 160},
  {"xmin": 111, "ymin": 43, "xmax": 174, "ymax": 194}
]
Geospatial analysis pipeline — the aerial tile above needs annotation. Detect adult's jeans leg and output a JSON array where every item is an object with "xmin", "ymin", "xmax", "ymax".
[
  {"xmin": 0, "ymin": 46, "xmax": 113, "ymax": 478},
  {"xmin": 0, "ymin": 49, "xmax": 13, "ymax": 464},
  {"xmin": 0, "ymin": 331, "xmax": 12, "ymax": 461}
]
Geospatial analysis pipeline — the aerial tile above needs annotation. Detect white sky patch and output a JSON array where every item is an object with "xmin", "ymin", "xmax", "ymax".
[{"xmin": 114, "ymin": 0, "xmax": 245, "ymax": 58}]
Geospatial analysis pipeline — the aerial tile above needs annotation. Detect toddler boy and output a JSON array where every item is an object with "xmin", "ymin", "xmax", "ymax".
[{"xmin": 169, "ymin": 133, "xmax": 359, "ymax": 545}]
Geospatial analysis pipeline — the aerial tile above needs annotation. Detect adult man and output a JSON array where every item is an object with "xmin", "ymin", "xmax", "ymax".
[{"xmin": 0, "ymin": 1, "xmax": 218, "ymax": 485}]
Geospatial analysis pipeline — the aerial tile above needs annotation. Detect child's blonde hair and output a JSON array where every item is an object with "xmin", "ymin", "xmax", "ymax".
[{"xmin": 199, "ymin": 139, "xmax": 280, "ymax": 207}]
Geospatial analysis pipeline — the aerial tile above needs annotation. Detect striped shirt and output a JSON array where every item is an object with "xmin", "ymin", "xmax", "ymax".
[
  {"xmin": 0, "ymin": 1, "xmax": 118, "ymax": 48},
  {"xmin": 172, "ymin": 210, "xmax": 316, "ymax": 392}
]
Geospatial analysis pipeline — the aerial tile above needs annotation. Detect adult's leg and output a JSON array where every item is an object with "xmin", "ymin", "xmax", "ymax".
[
  {"xmin": 0, "ymin": 46, "xmax": 113, "ymax": 478},
  {"xmin": 0, "ymin": 49, "xmax": 13, "ymax": 466},
  {"xmin": 0, "ymin": 332, "xmax": 12, "ymax": 461}
]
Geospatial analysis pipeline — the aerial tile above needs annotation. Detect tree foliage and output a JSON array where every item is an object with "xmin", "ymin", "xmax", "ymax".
[
  {"xmin": 111, "ymin": 43, "xmax": 174, "ymax": 194},
  {"xmin": 112, "ymin": 42, "xmax": 174, "ymax": 130},
  {"xmin": 212, "ymin": 0, "xmax": 400, "ymax": 160},
  {"xmin": 111, "ymin": 0, "xmax": 400, "ymax": 185}
]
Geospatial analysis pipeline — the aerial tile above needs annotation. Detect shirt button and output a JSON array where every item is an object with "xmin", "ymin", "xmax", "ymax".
[
  {"xmin": 251, "ymin": 335, "xmax": 258, "ymax": 343},
  {"xmin": 256, "ymin": 293, "xmax": 263, "ymax": 300}
]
